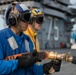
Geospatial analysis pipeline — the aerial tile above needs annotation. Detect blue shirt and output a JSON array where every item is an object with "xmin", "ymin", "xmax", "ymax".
[{"xmin": 0, "ymin": 27, "xmax": 44, "ymax": 75}]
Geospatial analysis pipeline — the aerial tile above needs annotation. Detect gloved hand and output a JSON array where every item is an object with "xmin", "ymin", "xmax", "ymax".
[
  {"xmin": 43, "ymin": 60, "xmax": 62, "ymax": 74},
  {"xmin": 17, "ymin": 53, "xmax": 37, "ymax": 68},
  {"xmin": 52, "ymin": 60, "xmax": 61, "ymax": 72},
  {"xmin": 32, "ymin": 50, "xmax": 48, "ymax": 61},
  {"xmin": 23, "ymin": 50, "xmax": 42, "ymax": 62},
  {"xmin": 43, "ymin": 61, "xmax": 53, "ymax": 74}
]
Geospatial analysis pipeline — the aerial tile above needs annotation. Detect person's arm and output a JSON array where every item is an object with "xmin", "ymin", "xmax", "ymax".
[
  {"xmin": 32, "ymin": 60, "xmax": 61, "ymax": 75},
  {"xmin": 0, "ymin": 60, "xmax": 18, "ymax": 74},
  {"xmin": 0, "ymin": 43, "xmax": 18, "ymax": 74}
]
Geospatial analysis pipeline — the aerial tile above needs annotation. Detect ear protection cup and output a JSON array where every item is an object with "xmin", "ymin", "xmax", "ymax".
[
  {"xmin": 8, "ymin": 13, "xmax": 18, "ymax": 26},
  {"xmin": 5, "ymin": 1, "xmax": 31, "ymax": 26},
  {"xmin": 5, "ymin": 1, "xmax": 19, "ymax": 26},
  {"xmin": 5, "ymin": 5, "xmax": 11, "ymax": 25}
]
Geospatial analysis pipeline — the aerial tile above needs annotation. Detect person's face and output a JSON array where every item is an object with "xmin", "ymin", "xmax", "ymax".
[
  {"xmin": 18, "ymin": 20, "xmax": 28, "ymax": 32},
  {"xmin": 33, "ymin": 16, "xmax": 44, "ymax": 31},
  {"xmin": 10, "ymin": 18, "xmax": 29, "ymax": 35},
  {"xmin": 10, "ymin": 7, "xmax": 31, "ymax": 35},
  {"xmin": 17, "ymin": 12, "xmax": 31, "ymax": 32},
  {"xmin": 34, "ymin": 20, "xmax": 42, "ymax": 31}
]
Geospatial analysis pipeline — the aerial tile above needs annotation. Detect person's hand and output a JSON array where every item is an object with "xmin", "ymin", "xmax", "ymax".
[
  {"xmin": 43, "ymin": 61, "xmax": 53, "ymax": 74},
  {"xmin": 23, "ymin": 50, "xmax": 42, "ymax": 62},
  {"xmin": 43, "ymin": 60, "xmax": 62, "ymax": 74},
  {"xmin": 52, "ymin": 60, "xmax": 61, "ymax": 72},
  {"xmin": 32, "ymin": 50, "xmax": 49, "ymax": 61},
  {"xmin": 17, "ymin": 53, "xmax": 37, "ymax": 68}
]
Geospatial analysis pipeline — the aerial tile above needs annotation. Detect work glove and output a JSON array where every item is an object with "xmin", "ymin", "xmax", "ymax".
[
  {"xmin": 43, "ymin": 61, "xmax": 53, "ymax": 74},
  {"xmin": 52, "ymin": 60, "xmax": 61, "ymax": 72},
  {"xmin": 17, "ymin": 53, "xmax": 37, "ymax": 68},
  {"xmin": 23, "ymin": 50, "xmax": 42, "ymax": 62},
  {"xmin": 72, "ymin": 56, "xmax": 76, "ymax": 64},
  {"xmin": 43, "ymin": 60, "xmax": 61, "ymax": 74},
  {"xmin": 32, "ymin": 50, "xmax": 48, "ymax": 61}
]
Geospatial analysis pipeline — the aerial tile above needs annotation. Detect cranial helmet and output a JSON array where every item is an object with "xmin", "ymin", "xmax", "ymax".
[
  {"xmin": 5, "ymin": 1, "xmax": 31, "ymax": 26},
  {"xmin": 31, "ymin": 8, "xmax": 43, "ymax": 17},
  {"xmin": 30, "ymin": 8, "xmax": 44, "ymax": 24}
]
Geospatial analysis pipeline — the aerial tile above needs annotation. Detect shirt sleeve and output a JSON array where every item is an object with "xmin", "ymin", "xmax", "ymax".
[{"xmin": 0, "ymin": 42, "xmax": 18, "ymax": 74}]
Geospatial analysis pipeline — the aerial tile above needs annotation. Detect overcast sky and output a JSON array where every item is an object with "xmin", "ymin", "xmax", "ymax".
[
  {"xmin": 70, "ymin": 0, "xmax": 76, "ymax": 4},
  {"xmin": 0, "ymin": 0, "xmax": 76, "ymax": 30}
]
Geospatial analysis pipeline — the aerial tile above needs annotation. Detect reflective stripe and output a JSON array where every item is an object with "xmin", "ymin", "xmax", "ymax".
[
  {"xmin": 7, "ymin": 36, "xmax": 18, "ymax": 50},
  {"xmin": 25, "ymin": 40, "xmax": 30, "ymax": 52},
  {"xmin": 19, "ymin": 4, "xmax": 29, "ymax": 11}
]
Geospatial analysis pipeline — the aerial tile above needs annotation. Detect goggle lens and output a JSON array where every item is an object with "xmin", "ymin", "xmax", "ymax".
[
  {"xmin": 36, "ymin": 16, "xmax": 44, "ymax": 24},
  {"xmin": 24, "ymin": 13, "xmax": 31, "ymax": 22},
  {"xmin": 20, "ymin": 13, "xmax": 31, "ymax": 22}
]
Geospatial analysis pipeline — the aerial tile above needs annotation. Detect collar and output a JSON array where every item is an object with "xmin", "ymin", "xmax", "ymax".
[
  {"xmin": 28, "ymin": 26, "xmax": 37, "ymax": 37},
  {"xmin": 8, "ymin": 27, "xmax": 24, "ymax": 40}
]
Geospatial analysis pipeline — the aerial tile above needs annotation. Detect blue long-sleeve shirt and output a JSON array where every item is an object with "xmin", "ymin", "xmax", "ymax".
[{"xmin": 0, "ymin": 27, "xmax": 44, "ymax": 75}]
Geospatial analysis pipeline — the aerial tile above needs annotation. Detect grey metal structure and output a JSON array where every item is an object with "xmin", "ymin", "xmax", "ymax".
[{"xmin": 0, "ymin": 0, "xmax": 74, "ymax": 49}]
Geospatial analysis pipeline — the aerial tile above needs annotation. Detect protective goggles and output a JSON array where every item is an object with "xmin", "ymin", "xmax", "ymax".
[
  {"xmin": 19, "ymin": 12, "xmax": 31, "ymax": 22},
  {"xmin": 35, "ymin": 16, "xmax": 44, "ymax": 24}
]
